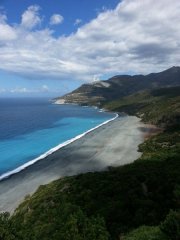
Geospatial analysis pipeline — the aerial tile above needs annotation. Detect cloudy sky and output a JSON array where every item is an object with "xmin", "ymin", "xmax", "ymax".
[{"xmin": 0, "ymin": 0, "xmax": 179, "ymax": 97}]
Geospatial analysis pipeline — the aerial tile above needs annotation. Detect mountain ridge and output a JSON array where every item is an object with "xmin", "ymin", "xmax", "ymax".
[{"xmin": 54, "ymin": 66, "xmax": 180, "ymax": 106}]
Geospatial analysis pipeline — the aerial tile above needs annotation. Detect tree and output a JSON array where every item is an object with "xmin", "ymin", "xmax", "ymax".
[{"xmin": 0, "ymin": 212, "xmax": 15, "ymax": 240}]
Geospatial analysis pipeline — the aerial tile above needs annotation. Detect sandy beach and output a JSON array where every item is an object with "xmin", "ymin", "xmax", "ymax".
[{"xmin": 0, "ymin": 115, "xmax": 146, "ymax": 213}]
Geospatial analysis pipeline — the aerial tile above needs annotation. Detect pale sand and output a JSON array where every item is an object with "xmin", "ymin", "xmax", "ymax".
[{"xmin": 0, "ymin": 116, "xmax": 145, "ymax": 213}]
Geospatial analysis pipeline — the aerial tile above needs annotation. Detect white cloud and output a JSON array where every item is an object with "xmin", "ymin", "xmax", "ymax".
[
  {"xmin": 0, "ymin": 23, "xmax": 17, "ymax": 41},
  {"xmin": 8, "ymin": 85, "xmax": 50, "ymax": 94},
  {"xmin": 50, "ymin": 14, "xmax": 63, "ymax": 25},
  {"xmin": 0, "ymin": 14, "xmax": 7, "ymax": 23},
  {"xmin": 21, "ymin": 5, "xmax": 41, "ymax": 29},
  {"xmin": 74, "ymin": 18, "xmax": 82, "ymax": 26},
  {"xmin": 0, "ymin": 0, "xmax": 180, "ymax": 83},
  {"xmin": 10, "ymin": 87, "xmax": 29, "ymax": 93},
  {"xmin": 0, "ymin": 13, "xmax": 17, "ymax": 41}
]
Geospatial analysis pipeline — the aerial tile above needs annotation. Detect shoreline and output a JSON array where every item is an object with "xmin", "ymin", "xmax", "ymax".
[
  {"xmin": 0, "ymin": 115, "xmax": 149, "ymax": 213},
  {"xmin": 0, "ymin": 113, "xmax": 118, "ymax": 181}
]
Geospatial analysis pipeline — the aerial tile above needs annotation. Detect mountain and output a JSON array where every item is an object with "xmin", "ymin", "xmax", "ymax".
[{"xmin": 54, "ymin": 66, "xmax": 180, "ymax": 106}]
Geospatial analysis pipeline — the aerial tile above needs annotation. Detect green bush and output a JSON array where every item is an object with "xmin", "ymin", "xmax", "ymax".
[
  {"xmin": 10, "ymin": 201, "xmax": 109, "ymax": 240},
  {"xmin": 160, "ymin": 210, "xmax": 180, "ymax": 240},
  {"xmin": 0, "ymin": 212, "xmax": 15, "ymax": 240},
  {"xmin": 123, "ymin": 226, "xmax": 167, "ymax": 240}
]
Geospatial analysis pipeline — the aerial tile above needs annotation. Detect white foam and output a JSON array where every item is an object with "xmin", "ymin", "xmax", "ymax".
[{"xmin": 0, "ymin": 113, "xmax": 118, "ymax": 181}]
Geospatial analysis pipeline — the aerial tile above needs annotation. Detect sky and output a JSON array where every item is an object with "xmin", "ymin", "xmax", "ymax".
[{"xmin": 0, "ymin": 0, "xmax": 179, "ymax": 97}]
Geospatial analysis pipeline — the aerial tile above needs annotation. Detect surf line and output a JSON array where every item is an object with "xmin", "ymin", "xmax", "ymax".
[{"xmin": 0, "ymin": 113, "xmax": 118, "ymax": 181}]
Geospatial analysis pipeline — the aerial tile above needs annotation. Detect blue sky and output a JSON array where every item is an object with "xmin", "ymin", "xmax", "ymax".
[
  {"xmin": 0, "ymin": 0, "xmax": 179, "ymax": 97},
  {"xmin": 0, "ymin": 0, "xmax": 119, "ymax": 97},
  {"xmin": 2, "ymin": 0, "xmax": 119, "ymax": 36}
]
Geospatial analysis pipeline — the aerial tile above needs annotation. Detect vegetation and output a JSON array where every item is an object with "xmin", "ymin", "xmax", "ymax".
[
  {"xmin": 122, "ymin": 225, "xmax": 167, "ymax": 240},
  {"xmin": 104, "ymin": 86, "xmax": 180, "ymax": 128},
  {"xmin": 0, "ymin": 86, "xmax": 179, "ymax": 239}
]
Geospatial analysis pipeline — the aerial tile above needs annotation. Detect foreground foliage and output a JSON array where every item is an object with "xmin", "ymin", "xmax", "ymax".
[{"xmin": 1, "ymin": 128, "xmax": 179, "ymax": 239}]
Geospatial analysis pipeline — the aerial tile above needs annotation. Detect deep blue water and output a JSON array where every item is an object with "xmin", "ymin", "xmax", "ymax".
[{"xmin": 0, "ymin": 98, "xmax": 115, "ymax": 178}]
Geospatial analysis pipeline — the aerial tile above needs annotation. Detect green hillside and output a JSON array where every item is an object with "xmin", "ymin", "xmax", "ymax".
[
  {"xmin": 0, "ymin": 86, "xmax": 179, "ymax": 240},
  {"xmin": 105, "ymin": 87, "xmax": 180, "ymax": 128}
]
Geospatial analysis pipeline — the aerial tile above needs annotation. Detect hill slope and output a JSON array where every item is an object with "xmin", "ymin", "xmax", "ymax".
[
  {"xmin": 105, "ymin": 86, "xmax": 180, "ymax": 128},
  {"xmin": 55, "ymin": 66, "xmax": 180, "ymax": 106}
]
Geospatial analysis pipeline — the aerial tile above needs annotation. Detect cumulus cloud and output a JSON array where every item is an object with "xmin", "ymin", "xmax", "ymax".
[
  {"xmin": 0, "ymin": 0, "xmax": 180, "ymax": 83},
  {"xmin": 50, "ymin": 14, "xmax": 63, "ymax": 25},
  {"xmin": 21, "ymin": 5, "xmax": 42, "ymax": 29},
  {"xmin": 0, "ymin": 23, "xmax": 17, "ymax": 41},
  {"xmin": 74, "ymin": 18, "xmax": 82, "ymax": 26},
  {"xmin": 0, "ymin": 13, "xmax": 17, "ymax": 41}
]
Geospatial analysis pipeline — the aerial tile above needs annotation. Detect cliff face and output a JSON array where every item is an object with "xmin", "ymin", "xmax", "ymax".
[{"xmin": 54, "ymin": 66, "xmax": 180, "ymax": 106}]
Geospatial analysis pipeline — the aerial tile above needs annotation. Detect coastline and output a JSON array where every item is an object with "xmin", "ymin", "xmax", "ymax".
[
  {"xmin": 0, "ymin": 115, "xmax": 146, "ymax": 213},
  {"xmin": 0, "ymin": 113, "xmax": 118, "ymax": 181}
]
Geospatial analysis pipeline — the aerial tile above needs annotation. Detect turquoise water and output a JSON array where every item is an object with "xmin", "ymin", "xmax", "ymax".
[{"xmin": 0, "ymin": 98, "xmax": 116, "ymax": 179}]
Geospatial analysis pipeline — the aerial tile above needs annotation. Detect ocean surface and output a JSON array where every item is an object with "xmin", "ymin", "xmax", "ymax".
[{"xmin": 0, "ymin": 98, "xmax": 116, "ymax": 179}]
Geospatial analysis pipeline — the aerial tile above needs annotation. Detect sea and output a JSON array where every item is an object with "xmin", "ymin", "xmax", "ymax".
[{"xmin": 0, "ymin": 98, "xmax": 117, "ymax": 180}]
